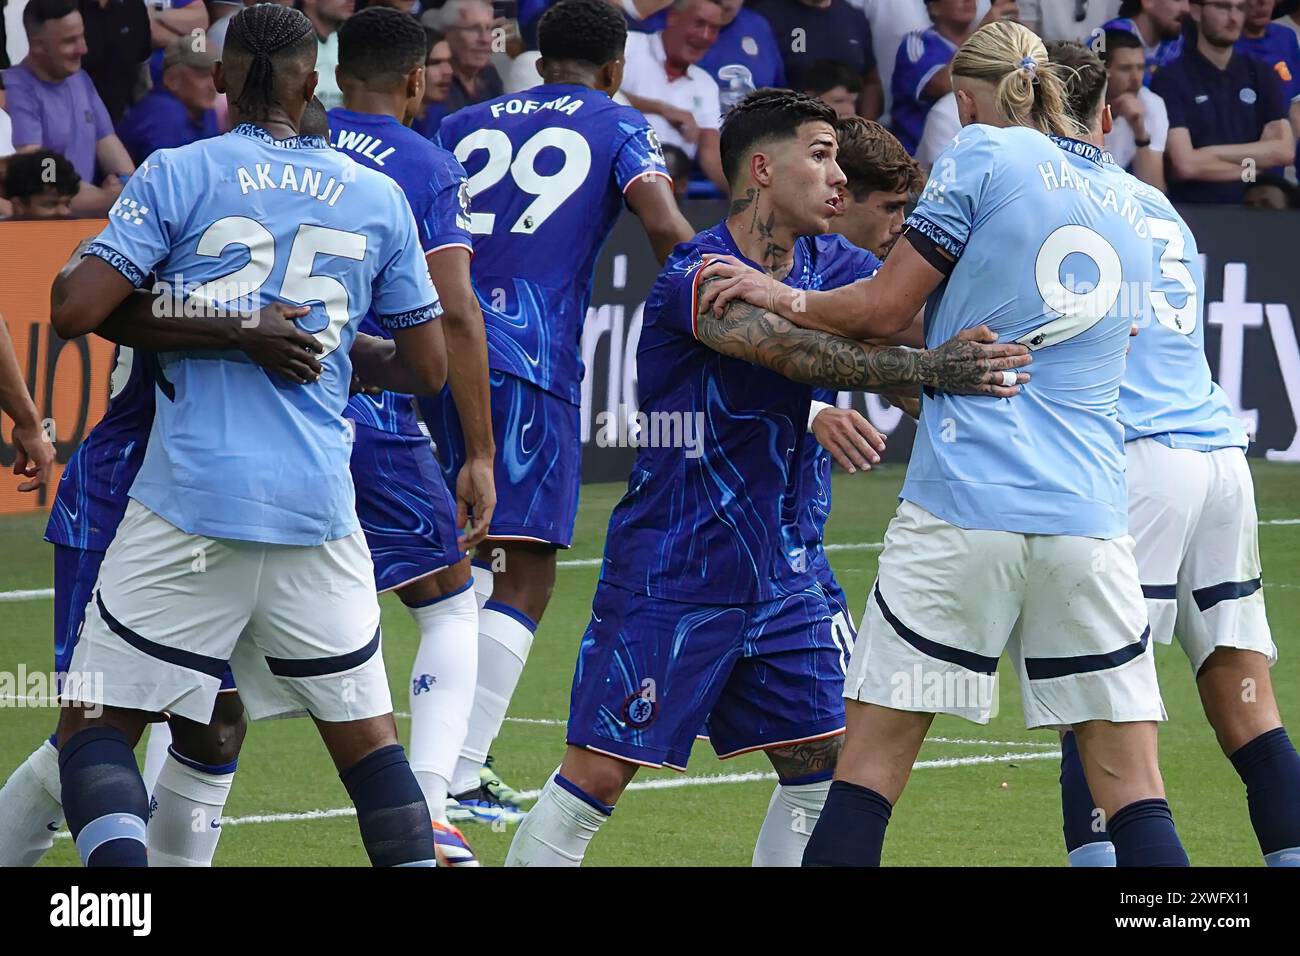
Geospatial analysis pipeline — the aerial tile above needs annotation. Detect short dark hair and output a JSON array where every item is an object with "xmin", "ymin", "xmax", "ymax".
[
  {"xmin": 801, "ymin": 59, "xmax": 863, "ymax": 97},
  {"xmin": 835, "ymin": 118, "xmax": 923, "ymax": 202},
  {"xmin": 537, "ymin": 0, "xmax": 627, "ymax": 66},
  {"xmin": 22, "ymin": 0, "xmax": 79, "ymax": 36},
  {"xmin": 225, "ymin": 4, "xmax": 317, "ymax": 118},
  {"xmin": 338, "ymin": 6, "xmax": 427, "ymax": 86},
  {"xmin": 3, "ymin": 150, "xmax": 80, "ymax": 200},
  {"xmin": 1098, "ymin": 27, "xmax": 1144, "ymax": 63},
  {"xmin": 719, "ymin": 88, "xmax": 837, "ymax": 186},
  {"xmin": 1046, "ymin": 40, "xmax": 1108, "ymax": 129},
  {"xmin": 424, "ymin": 24, "xmax": 446, "ymax": 54},
  {"xmin": 1245, "ymin": 173, "xmax": 1300, "ymax": 209},
  {"xmin": 1118, "ymin": 0, "xmax": 1142, "ymax": 16}
]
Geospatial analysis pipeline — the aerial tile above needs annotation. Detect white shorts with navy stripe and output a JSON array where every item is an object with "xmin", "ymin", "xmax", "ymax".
[
  {"xmin": 62, "ymin": 501, "xmax": 391, "ymax": 724},
  {"xmin": 844, "ymin": 500, "xmax": 1165, "ymax": 728},
  {"xmin": 1127, "ymin": 438, "xmax": 1275, "ymax": 674}
]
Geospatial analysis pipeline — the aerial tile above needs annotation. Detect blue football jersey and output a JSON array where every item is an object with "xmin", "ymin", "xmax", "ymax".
[
  {"xmin": 889, "ymin": 28, "xmax": 957, "ymax": 155},
  {"xmin": 1113, "ymin": 171, "xmax": 1247, "ymax": 452},
  {"xmin": 599, "ymin": 223, "xmax": 878, "ymax": 605},
  {"xmin": 328, "ymin": 107, "xmax": 473, "ymax": 436},
  {"xmin": 436, "ymin": 83, "xmax": 670, "ymax": 406},
  {"xmin": 799, "ymin": 251, "xmax": 882, "ymax": 553},
  {"xmin": 84, "ymin": 124, "xmax": 439, "ymax": 545},
  {"xmin": 902, "ymin": 126, "xmax": 1153, "ymax": 539},
  {"xmin": 1237, "ymin": 24, "xmax": 1300, "ymax": 103},
  {"xmin": 44, "ymin": 346, "xmax": 156, "ymax": 552},
  {"xmin": 698, "ymin": 10, "xmax": 788, "ymax": 113}
]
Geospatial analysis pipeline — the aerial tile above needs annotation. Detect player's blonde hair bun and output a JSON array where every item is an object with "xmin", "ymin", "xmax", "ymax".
[{"xmin": 951, "ymin": 20, "xmax": 1082, "ymax": 139}]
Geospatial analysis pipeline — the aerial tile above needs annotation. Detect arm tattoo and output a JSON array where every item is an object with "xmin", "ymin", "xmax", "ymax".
[
  {"xmin": 695, "ymin": 278, "xmax": 1003, "ymax": 394},
  {"xmin": 766, "ymin": 736, "xmax": 842, "ymax": 782}
]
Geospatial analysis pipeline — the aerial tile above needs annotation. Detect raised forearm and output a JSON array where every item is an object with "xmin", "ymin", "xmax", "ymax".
[
  {"xmin": 92, "ymin": 289, "xmax": 242, "ymax": 350},
  {"xmin": 701, "ymin": 299, "xmax": 954, "ymax": 393},
  {"xmin": 1203, "ymin": 139, "xmax": 1293, "ymax": 166},
  {"xmin": 352, "ymin": 329, "xmax": 446, "ymax": 395}
]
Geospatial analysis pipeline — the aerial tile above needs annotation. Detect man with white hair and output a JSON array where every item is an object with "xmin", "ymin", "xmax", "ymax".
[{"xmin": 421, "ymin": 0, "xmax": 504, "ymax": 131}]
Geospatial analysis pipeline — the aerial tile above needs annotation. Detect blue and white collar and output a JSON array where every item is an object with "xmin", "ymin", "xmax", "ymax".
[
  {"xmin": 231, "ymin": 122, "xmax": 329, "ymax": 150},
  {"xmin": 1048, "ymin": 134, "xmax": 1114, "ymax": 169}
]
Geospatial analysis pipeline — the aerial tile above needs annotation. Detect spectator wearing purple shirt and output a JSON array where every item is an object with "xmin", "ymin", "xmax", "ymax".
[
  {"xmin": 1153, "ymin": 0, "xmax": 1293, "ymax": 203},
  {"xmin": 116, "ymin": 35, "xmax": 218, "ymax": 165},
  {"xmin": 3, "ymin": 0, "xmax": 134, "ymax": 215},
  {"xmin": 751, "ymin": 0, "xmax": 882, "ymax": 118},
  {"xmin": 696, "ymin": 0, "xmax": 785, "ymax": 113}
]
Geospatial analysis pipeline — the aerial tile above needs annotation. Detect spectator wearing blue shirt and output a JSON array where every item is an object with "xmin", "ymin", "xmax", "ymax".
[
  {"xmin": 116, "ymin": 35, "xmax": 218, "ymax": 165},
  {"xmin": 1238, "ymin": 0, "xmax": 1300, "ymax": 139},
  {"xmin": 1103, "ymin": 0, "xmax": 1190, "ymax": 84},
  {"xmin": 696, "ymin": 0, "xmax": 785, "ymax": 113},
  {"xmin": 890, "ymin": 0, "xmax": 1017, "ymax": 156},
  {"xmin": 1153, "ymin": 0, "xmax": 1293, "ymax": 203},
  {"xmin": 751, "ymin": 0, "xmax": 882, "ymax": 117}
]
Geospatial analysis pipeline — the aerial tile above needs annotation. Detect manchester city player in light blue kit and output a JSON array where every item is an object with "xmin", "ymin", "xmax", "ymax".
[
  {"xmin": 704, "ymin": 22, "xmax": 1188, "ymax": 867},
  {"xmin": 506, "ymin": 89, "xmax": 1033, "ymax": 867},
  {"xmin": 420, "ymin": 0, "xmax": 695, "ymax": 817},
  {"xmin": 46, "ymin": 4, "xmax": 446, "ymax": 868},
  {"xmin": 1049, "ymin": 39, "xmax": 1300, "ymax": 868}
]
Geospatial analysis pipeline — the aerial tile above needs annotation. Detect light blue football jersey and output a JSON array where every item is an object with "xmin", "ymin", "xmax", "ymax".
[
  {"xmin": 84, "ymin": 124, "xmax": 439, "ymax": 546},
  {"xmin": 1113, "ymin": 171, "xmax": 1247, "ymax": 452},
  {"xmin": 901, "ymin": 125, "xmax": 1153, "ymax": 539}
]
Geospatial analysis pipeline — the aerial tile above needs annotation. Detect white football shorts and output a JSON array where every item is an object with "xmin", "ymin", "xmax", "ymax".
[
  {"xmin": 1127, "ymin": 438, "xmax": 1275, "ymax": 674},
  {"xmin": 63, "ymin": 501, "xmax": 391, "ymax": 723},
  {"xmin": 845, "ymin": 500, "xmax": 1165, "ymax": 728}
]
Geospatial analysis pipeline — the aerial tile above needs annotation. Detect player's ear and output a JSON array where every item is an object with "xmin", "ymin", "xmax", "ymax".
[
  {"xmin": 604, "ymin": 59, "xmax": 624, "ymax": 97},
  {"xmin": 750, "ymin": 149, "xmax": 772, "ymax": 188},
  {"xmin": 305, "ymin": 69, "xmax": 319, "ymax": 105},
  {"xmin": 407, "ymin": 65, "xmax": 424, "ymax": 101},
  {"xmin": 534, "ymin": 56, "xmax": 546, "ymax": 80},
  {"xmin": 1101, "ymin": 103, "xmax": 1114, "ymax": 136},
  {"xmin": 954, "ymin": 89, "xmax": 976, "ymax": 128},
  {"xmin": 214, "ymin": 60, "xmax": 227, "ymax": 95}
]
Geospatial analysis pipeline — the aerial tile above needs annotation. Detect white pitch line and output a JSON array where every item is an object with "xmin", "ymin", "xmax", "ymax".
[
  {"xmin": 4, "ymin": 519, "xmax": 1298, "ymax": 602},
  {"xmin": 52, "ymin": 749, "xmax": 1060, "ymax": 838}
]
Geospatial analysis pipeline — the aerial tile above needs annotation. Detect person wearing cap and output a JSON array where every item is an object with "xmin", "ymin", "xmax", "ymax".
[{"xmin": 115, "ymin": 34, "xmax": 218, "ymax": 164}]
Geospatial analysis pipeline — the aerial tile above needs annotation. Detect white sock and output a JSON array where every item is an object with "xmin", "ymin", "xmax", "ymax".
[
  {"xmin": 0, "ymin": 740, "xmax": 64, "ymax": 866},
  {"xmin": 452, "ymin": 602, "xmax": 535, "ymax": 795},
  {"xmin": 505, "ymin": 773, "xmax": 610, "ymax": 867},
  {"xmin": 141, "ymin": 720, "xmax": 173, "ymax": 797},
  {"xmin": 470, "ymin": 563, "xmax": 494, "ymax": 611},
  {"xmin": 146, "ymin": 750, "xmax": 236, "ymax": 867},
  {"xmin": 406, "ymin": 585, "xmax": 479, "ymax": 825},
  {"xmin": 752, "ymin": 779, "xmax": 831, "ymax": 867}
]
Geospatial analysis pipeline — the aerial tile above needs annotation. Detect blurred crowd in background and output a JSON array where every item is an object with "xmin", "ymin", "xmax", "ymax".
[{"xmin": 2, "ymin": 0, "xmax": 1299, "ymax": 220}]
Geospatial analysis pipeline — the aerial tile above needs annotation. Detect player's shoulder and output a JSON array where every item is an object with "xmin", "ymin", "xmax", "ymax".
[
  {"xmin": 388, "ymin": 123, "xmax": 468, "ymax": 184},
  {"xmin": 810, "ymin": 233, "xmax": 881, "ymax": 276},
  {"xmin": 1113, "ymin": 165, "xmax": 1179, "ymax": 219},
  {"xmin": 654, "ymin": 223, "xmax": 731, "ymax": 291}
]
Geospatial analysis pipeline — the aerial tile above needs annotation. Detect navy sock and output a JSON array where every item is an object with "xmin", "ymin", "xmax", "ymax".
[
  {"xmin": 58, "ymin": 727, "xmax": 148, "ymax": 867},
  {"xmin": 340, "ymin": 744, "xmax": 435, "ymax": 867},
  {"xmin": 801, "ymin": 780, "xmax": 892, "ymax": 867},
  {"xmin": 1108, "ymin": 798, "xmax": 1188, "ymax": 867},
  {"xmin": 1228, "ymin": 727, "xmax": 1300, "ymax": 865},
  {"xmin": 1059, "ymin": 731, "xmax": 1114, "ymax": 866}
]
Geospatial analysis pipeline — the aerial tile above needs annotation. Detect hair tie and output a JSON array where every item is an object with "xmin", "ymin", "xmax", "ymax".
[{"xmin": 1019, "ymin": 56, "xmax": 1037, "ymax": 74}]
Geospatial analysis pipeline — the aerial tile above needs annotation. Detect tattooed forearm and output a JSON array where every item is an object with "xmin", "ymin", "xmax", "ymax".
[{"xmin": 695, "ymin": 279, "xmax": 1014, "ymax": 395}]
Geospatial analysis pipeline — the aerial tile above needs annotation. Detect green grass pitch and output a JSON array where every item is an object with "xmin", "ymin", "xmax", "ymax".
[{"xmin": 1, "ymin": 461, "xmax": 1296, "ymax": 866}]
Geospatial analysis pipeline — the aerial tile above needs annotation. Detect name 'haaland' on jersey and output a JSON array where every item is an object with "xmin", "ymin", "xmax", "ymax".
[
  {"xmin": 1034, "ymin": 158, "xmax": 1150, "ymax": 241},
  {"xmin": 235, "ymin": 160, "xmax": 348, "ymax": 206}
]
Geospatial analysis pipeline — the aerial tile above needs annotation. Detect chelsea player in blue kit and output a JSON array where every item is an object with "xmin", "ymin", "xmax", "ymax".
[
  {"xmin": 46, "ymin": 5, "xmax": 447, "ymax": 868},
  {"xmin": 420, "ymin": 0, "xmax": 695, "ymax": 814},
  {"xmin": 328, "ymin": 6, "xmax": 491, "ymax": 864},
  {"xmin": 506, "ymin": 89, "xmax": 1033, "ymax": 867},
  {"xmin": 706, "ymin": 24, "xmax": 1187, "ymax": 867},
  {"xmin": 1050, "ymin": 40, "xmax": 1300, "ymax": 868}
]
